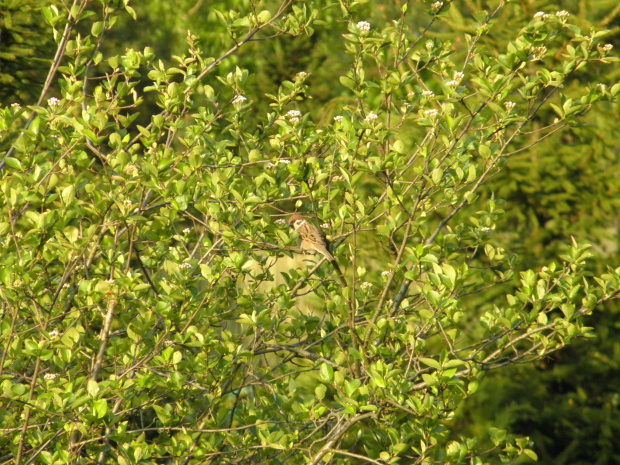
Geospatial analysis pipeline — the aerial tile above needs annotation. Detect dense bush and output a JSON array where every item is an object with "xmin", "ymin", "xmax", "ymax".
[{"xmin": 1, "ymin": 1, "xmax": 619, "ymax": 464}]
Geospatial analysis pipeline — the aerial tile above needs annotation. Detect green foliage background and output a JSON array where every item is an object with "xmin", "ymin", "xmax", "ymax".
[{"xmin": 1, "ymin": 0, "xmax": 620, "ymax": 464}]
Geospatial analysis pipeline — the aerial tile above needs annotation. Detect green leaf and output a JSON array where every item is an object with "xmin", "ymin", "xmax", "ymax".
[
  {"xmin": 3, "ymin": 157, "xmax": 22, "ymax": 170},
  {"xmin": 319, "ymin": 363, "xmax": 334, "ymax": 382},
  {"xmin": 93, "ymin": 399, "xmax": 108, "ymax": 418},
  {"xmin": 61, "ymin": 185, "xmax": 76, "ymax": 205},
  {"xmin": 420, "ymin": 357, "xmax": 441, "ymax": 369}
]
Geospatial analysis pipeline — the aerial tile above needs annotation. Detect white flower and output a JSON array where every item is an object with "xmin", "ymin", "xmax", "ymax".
[
  {"xmin": 422, "ymin": 90, "xmax": 435, "ymax": 98},
  {"xmin": 407, "ymin": 91, "xmax": 415, "ymax": 99},
  {"xmin": 11, "ymin": 102, "xmax": 21, "ymax": 109},
  {"xmin": 296, "ymin": 71, "xmax": 308, "ymax": 79},
  {"xmin": 425, "ymin": 40, "xmax": 434, "ymax": 50},
  {"xmin": 504, "ymin": 101, "xmax": 516, "ymax": 110},
  {"xmin": 360, "ymin": 281, "xmax": 372, "ymax": 290},
  {"xmin": 333, "ymin": 115, "xmax": 343, "ymax": 123},
  {"xmin": 105, "ymin": 278, "xmax": 115, "ymax": 285},
  {"xmin": 446, "ymin": 80, "xmax": 460, "ymax": 88},
  {"xmin": 232, "ymin": 94, "xmax": 247, "ymax": 104},
  {"xmin": 381, "ymin": 270, "xmax": 393, "ymax": 278},
  {"xmin": 47, "ymin": 97, "xmax": 60, "ymax": 107},
  {"xmin": 49, "ymin": 330, "xmax": 60, "ymax": 339},
  {"xmin": 285, "ymin": 109, "xmax": 302, "ymax": 123},
  {"xmin": 364, "ymin": 112, "xmax": 378, "ymax": 122},
  {"xmin": 601, "ymin": 44, "xmax": 613, "ymax": 52},
  {"xmin": 356, "ymin": 21, "xmax": 371, "ymax": 33},
  {"xmin": 179, "ymin": 263, "xmax": 192, "ymax": 270},
  {"xmin": 534, "ymin": 12, "xmax": 549, "ymax": 20},
  {"xmin": 424, "ymin": 109, "xmax": 438, "ymax": 117},
  {"xmin": 555, "ymin": 10, "xmax": 570, "ymax": 21},
  {"xmin": 532, "ymin": 46, "xmax": 547, "ymax": 60},
  {"xmin": 320, "ymin": 223, "xmax": 330, "ymax": 229},
  {"xmin": 279, "ymin": 159, "xmax": 291, "ymax": 164},
  {"xmin": 453, "ymin": 71, "xmax": 465, "ymax": 82},
  {"xmin": 275, "ymin": 218, "xmax": 286, "ymax": 225},
  {"xmin": 183, "ymin": 228, "xmax": 191, "ymax": 234},
  {"xmin": 332, "ymin": 175, "xmax": 345, "ymax": 182},
  {"xmin": 265, "ymin": 162, "xmax": 277, "ymax": 169},
  {"xmin": 431, "ymin": 1, "xmax": 443, "ymax": 12},
  {"xmin": 480, "ymin": 227, "xmax": 491, "ymax": 232},
  {"xmin": 123, "ymin": 200, "xmax": 133, "ymax": 207},
  {"xmin": 124, "ymin": 163, "xmax": 138, "ymax": 175},
  {"xmin": 597, "ymin": 83, "xmax": 607, "ymax": 92},
  {"xmin": 44, "ymin": 373, "xmax": 59, "ymax": 381}
]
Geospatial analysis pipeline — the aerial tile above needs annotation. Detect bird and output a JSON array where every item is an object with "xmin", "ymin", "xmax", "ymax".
[
  {"xmin": 288, "ymin": 214, "xmax": 334, "ymax": 260},
  {"xmin": 288, "ymin": 214, "xmax": 346, "ymax": 285}
]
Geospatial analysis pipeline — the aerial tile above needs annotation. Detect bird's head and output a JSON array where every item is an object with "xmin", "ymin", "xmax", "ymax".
[{"xmin": 288, "ymin": 214, "xmax": 306, "ymax": 231}]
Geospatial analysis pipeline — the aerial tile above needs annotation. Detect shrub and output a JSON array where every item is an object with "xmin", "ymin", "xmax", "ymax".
[{"xmin": 1, "ymin": 1, "xmax": 619, "ymax": 464}]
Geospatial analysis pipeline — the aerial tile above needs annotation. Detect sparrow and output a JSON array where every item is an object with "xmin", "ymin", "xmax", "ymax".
[
  {"xmin": 288, "ymin": 214, "xmax": 346, "ymax": 285},
  {"xmin": 288, "ymin": 214, "xmax": 334, "ymax": 260}
]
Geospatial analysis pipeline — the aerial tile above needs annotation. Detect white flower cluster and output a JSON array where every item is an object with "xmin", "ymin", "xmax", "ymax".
[
  {"xmin": 360, "ymin": 281, "xmax": 372, "ymax": 290},
  {"xmin": 286, "ymin": 109, "xmax": 302, "ymax": 123},
  {"xmin": 426, "ymin": 40, "xmax": 434, "ymax": 50},
  {"xmin": 44, "ymin": 373, "xmax": 59, "ymax": 381},
  {"xmin": 534, "ymin": 11, "xmax": 549, "ymax": 21},
  {"xmin": 381, "ymin": 270, "xmax": 393, "ymax": 278},
  {"xmin": 431, "ymin": 1, "xmax": 443, "ymax": 12},
  {"xmin": 105, "ymin": 278, "xmax": 115, "ymax": 285},
  {"xmin": 183, "ymin": 228, "xmax": 191, "ymax": 234},
  {"xmin": 422, "ymin": 90, "xmax": 435, "ymax": 98},
  {"xmin": 532, "ymin": 45, "xmax": 547, "ymax": 60},
  {"xmin": 356, "ymin": 21, "xmax": 371, "ymax": 33},
  {"xmin": 424, "ymin": 109, "xmax": 438, "ymax": 117},
  {"xmin": 124, "ymin": 164, "xmax": 138, "ymax": 175},
  {"xmin": 296, "ymin": 71, "xmax": 308, "ymax": 79},
  {"xmin": 265, "ymin": 159, "xmax": 291, "ymax": 169},
  {"xmin": 48, "ymin": 97, "xmax": 60, "ymax": 107},
  {"xmin": 504, "ymin": 101, "xmax": 516, "ymax": 110},
  {"xmin": 11, "ymin": 102, "xmax": 21, "ymax": 109},
  {"xmin": 555, "ymin": 10, "xmax": 570, "ymax": 21},
  {"xmin": 447, "ymin": 73, "xmax": 463, "ymax": 89},
  {"xmin": 179, "ymin": 263, "xmax": 192, "ymax": 270},
  {"xmin": 333, "ymin": 115, "xmax": 343, "ymax": 123},
  {"xmin": 232, "ymin": 94, "xmax": 247, "ymax": 104},
  {"xmin": 275, "ymin": 218, "xmax": 286, "ymax": 225},
  {"xmin": 320, "ymin": 223, "xmax": 330, "ymax": 229},
  {"xmin": 364, "ymin": 112, "xmax": 378, "ymax": 122},
  {"xmin": 601, "ymin": 44, "xmax": 613, "ymax": 52},
  {"xmin": 332, "ymin": 175, "xmax": 345, "ymax": 182},
  {"xmin": 123, "ymin": 200, "xmax": 133, "ymax": 207},
  {"xmin": 49, "ymin": 330, "xmax": 60, "ymax": 340}
]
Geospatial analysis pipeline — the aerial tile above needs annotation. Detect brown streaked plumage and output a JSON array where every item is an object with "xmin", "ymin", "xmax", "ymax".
[
  {"xmin": 288, "ymin": 214, "xmax": 346, "ymax": 285},
  {"xmin": 288, "ymin": 214, "xmax": 335, "ymax": 261}
]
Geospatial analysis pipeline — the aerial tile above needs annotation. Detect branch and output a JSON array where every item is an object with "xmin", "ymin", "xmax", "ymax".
[{"xmin": 307, "ymin": 413, "xmax": 376, "ymax": 465}]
